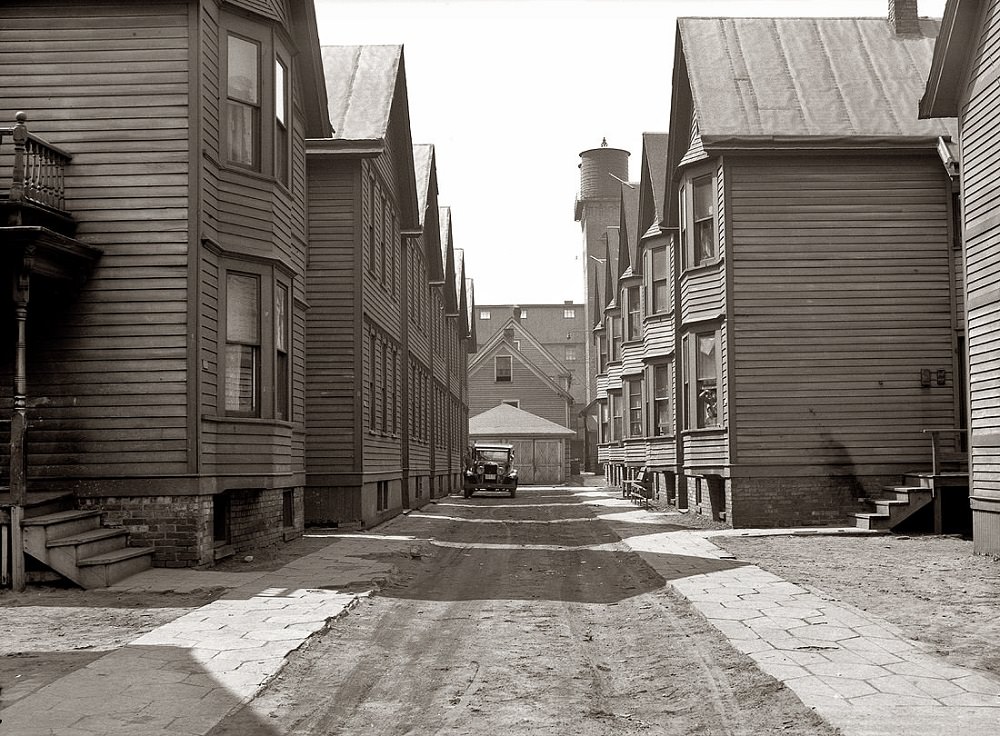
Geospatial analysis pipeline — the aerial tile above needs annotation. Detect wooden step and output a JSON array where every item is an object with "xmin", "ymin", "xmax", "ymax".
[
  {"xmin": 77, "ymin": 546, "xmax": 154, "ymax": 589},
  {"xmin": 22, "ymin": 510, "xmax": 103, "ymax": 549},
  {"xmin": 48, "ymin": 527, "xmax": 131, "ymax": 565},
  {"xmin": 850, "ymin": 512, "xmax": 892, "ymax": 531}
]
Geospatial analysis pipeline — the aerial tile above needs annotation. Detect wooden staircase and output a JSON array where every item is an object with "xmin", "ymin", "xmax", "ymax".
[
  {"xmin": 851, "ymin": 475, "xmax": 935, "ymax": 531},
  {"xmin": 4, "ymin": 491, "xmax": 154, "ymax": 588}
]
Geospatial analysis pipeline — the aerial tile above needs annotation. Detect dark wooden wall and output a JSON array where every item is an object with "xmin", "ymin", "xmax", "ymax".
[{"xmin": 728, "ymin": 154, "xmax": 957, "ymax": 478}]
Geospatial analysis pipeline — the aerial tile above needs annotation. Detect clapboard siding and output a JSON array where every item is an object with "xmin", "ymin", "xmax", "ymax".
[
  {"xmin": 0, "ymin": 2, "xmax": 191, "ymax": 478},
  {"xmin": 623, "ymin": 439, "xmax": 647, "ymax": 465},
  {"xmin": 468, "ymin": 358, "xmax": 571, "ymax": 429},
  {"xmin": 647, "ymin": 438, "xmax": 677, "ymax": 467},
  {"xmin": 620, "ymin": 340, "xmax": 644, "ymax": 377},
  {"xmin": 728, "ymin": 155, "xmax": 955, "ymax": 474},
  {"xmin": 643, "ymin": 314, "xmax": 675, "ymax": 358},
  {"xmin": 962, "ymin": 1, "xmax": 1000, "ymax": 503},
  {"xmin": 305, "ymin": 160, "xmax": 359, "ymax": 473},
  {"xmin": 683, "ymin": 431, "xmax": 728, "ymax": 469}
]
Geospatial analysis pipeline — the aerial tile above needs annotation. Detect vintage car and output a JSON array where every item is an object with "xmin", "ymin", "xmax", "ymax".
[{"xmin": 463, "ymin": 443, "xmax": 518, "ymax": 498}]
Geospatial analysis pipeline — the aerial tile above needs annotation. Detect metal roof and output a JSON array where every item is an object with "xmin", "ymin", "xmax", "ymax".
[
  {"xmin": 413, "ymin": 144, "xmax": 434, "ymax": 225},
  {"xmin": 469, "ymin": 403, "xmax": 576, "ymax": 438},
  {"xmin": 679, "ymin": 17, "xmax": 955, "ymax": 144},
  {"xmin": 640, "ymin": 132, "xmax": 670, "ymax": 231},
  {"xmin": 322, "ymin": 45, "xmax": 402, "ymax": 140}
]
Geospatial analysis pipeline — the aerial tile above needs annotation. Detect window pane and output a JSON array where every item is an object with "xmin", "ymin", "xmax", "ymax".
[
  {"xmin": 227, "ymin": 274, "xmax": 259, "ymax": 343},
  {"xmin": 697, "ymin": 333, "xmax": 717, "ymax": 381},
  {"xmin": 693, "ymin": 177, "xmax": 713, "ymax": 220},
  {"xmin": 652, "ymin": 247, "xmax": 667, "ymax": 280},
  {"xmin": 225, "ymin": 344, "xmax": 257, "ymax": 413},
  {"xmin": 227, "ymin": 101, "xmax": 256, "ymax": 167},
  {"xmin": 228, "ymin": 35, "xmax": 259, "ymax": 104},
  {"xmin": 275, "ymin": 58, "xmax": 287, "ymax": 125},
  {"xmin": 496, "ymin": 355, "xmax": 512, "ymax": 382},
  {"xmin": 653, "ymin": 281, "xmax": 669, "ymax": 313},
  {"xmin": 275, "ymin": 284, "xmax": 287, "ymax": 352}
]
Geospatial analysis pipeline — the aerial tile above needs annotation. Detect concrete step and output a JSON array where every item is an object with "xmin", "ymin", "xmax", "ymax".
[{"xmin": 78, "ymin": 546, "xmax": 154, "ymax": 589}]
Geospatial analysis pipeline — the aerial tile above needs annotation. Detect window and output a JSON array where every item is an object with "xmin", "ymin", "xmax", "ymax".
[
  {"xmin": 610, "ymin": 391, "xmax": 623, "ymax": 441},
  {"xmin": 565, "ymin": 346, "xmax": 578, "ymax": 362},
  {"xmin": 519, "ymin": 309, "xmax": 527, "ymax": 319},
  {"xmin": 502, "ymin": 399, "xmax": 520, "ymax": 408},
  {"xmin": 480, "ymin": 310, "xmax": 491, "ymax": 319},
  {"xmin": 652, "ymin": 363, "xmax": 671, "ymax": 436},
  {"xmin": 275, "ymin": 282, "xmax": 289, "ymax": 420},
  {"xmin": 680, "ymin": 171, "xmax": 718, "ymax": 269},
  {"xmin": 274, "ymin": 56, "xmax": 289, "ymax": 184},
  {"xmin": 513, "ymin": 340, "xmax": 521, "ymax": 351},
  {"xmin": 225, "ymin": 272, "xmax": 260, "ymax": 416},
  {"xmin": 226, "ymin": 34, "xmax": 260, "ymax": 169},
  {"xmin": 628, "ymin": 379, "xmax": 643, "ymax": 437},
  {"xmin": 495, "ymin": 355, "xmax": 512, "ymax": 382},
  {"xmin": 696, "ymin": 333, "xmax": 719, "ymax": 427},
  {"xmin": 682, "ymin": 330, "xmax": 720, "ymax": 429},
  {"xmin": 223, "ymin": 19, "xmax": 291, "ymax": 179},
  {"xmin": 693, "ymin": 177, "xmax": 716, "ymax": 265},
  {"xmin": 368, "ymin": 331, "xmax": 376, "ymax": 431},
  {"xmin": 608, "ymin": 316, "xmax": 621, "ymax": 362},
  {"xmin": 597, "ymin": 333, "xmax": 607, "ymax": 373},
  {"xmin": 563, "ymin": 308, "xmax": 575, "ymax": 319},
  {"xmin": 650, "ymin": 246, "xmax": 669, "ymax": 313},
  {"xmin": 626, "ymin": 286, "xmax": 641, "ymax": 340},
  {"xmin": 599, "ymin": 400, "xmax": 609, "ymax": 443}
]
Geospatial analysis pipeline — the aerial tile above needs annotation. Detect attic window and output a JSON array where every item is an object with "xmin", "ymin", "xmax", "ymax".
[
  {"xmin": 563, "ymin": 309, "xmax": 575, "ymax": 319},
  {"xmin": 502, "ymin": 400, "xmax": 520, "ymax": 408},
  {"xmin": 495, "ymin": 355, "xmax": 512, "ymax": 382},
  {"xmin": 519, "ymin": 309, "xmax": 527, "ymax": 319},
  {"xmin": 479, "ymin": 310, "xmax": 491, "ymax": 319}
]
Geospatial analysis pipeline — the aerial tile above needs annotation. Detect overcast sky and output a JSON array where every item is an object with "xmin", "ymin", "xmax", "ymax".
[{"xmin": 313, "ymin": 0, "xmax": 949, "ymax": 305}]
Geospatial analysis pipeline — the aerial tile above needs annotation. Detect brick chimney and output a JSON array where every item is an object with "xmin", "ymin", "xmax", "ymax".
[{"xmin": 889, "ymin": 0, "xmax": 920, "ymax": 35}]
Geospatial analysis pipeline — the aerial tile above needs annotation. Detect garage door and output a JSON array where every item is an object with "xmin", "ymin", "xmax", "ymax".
[
  {"xmin": 510, "ymin": 440, "xmax": 534, "ymax": 484},
  {"xmin": 532, "ymin": 440, "xmax": 563, "ymax": 484}
]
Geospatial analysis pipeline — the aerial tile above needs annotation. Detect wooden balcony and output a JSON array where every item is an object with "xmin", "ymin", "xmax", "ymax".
[{"xmin": 1, "ymin": 112, "xmax": 76, "ymax": 236}]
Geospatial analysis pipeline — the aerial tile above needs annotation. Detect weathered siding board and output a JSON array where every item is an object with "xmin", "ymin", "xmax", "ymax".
[
  {"xmin": 680, "ymin": 263, "xmax": 726, "ymax": 324},
  {"xmin": 305, "ymin": 161, "xmax": 359, "ymax": 473},
  {"xmin": 647, "ymin": 438, "xmax": 677, "ymax": 467},
  {"xmin": 0, "ymin": 2, "xmax": 192, "ymax": 480},
  {"xmin": 729, "ymin": 156, "xmax": 955, "ymax": 475},
  {"xmin": 468, "ymin": 361, "xmax": 570, "ymax": 429},
  {"xmin": 620, "ymin": 340, "xmax": 645, "ymax": 377},
  {"xmin": 683, "ymin": 432, "xmax": 729, "ymax": 469},
  {"xmin": 643, "ymin": 315, "xmax": 675, "ymax": 358}
]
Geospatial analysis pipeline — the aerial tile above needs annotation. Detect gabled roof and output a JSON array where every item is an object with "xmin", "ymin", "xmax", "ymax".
[
  {"xmin": 470, "ymin": 316, "xmax": 572, "ymax": 379},
  {"xmin": 438, "ymin": 206, "xmax": 458, "ymax": 313},
  {"xmin": 618, "ymin": 182, "xmax": 641, "ymax": 277},
  {"xmin": 591, "ymin": 262, "xmax": 603, "ymax": 328},
  {"xmin": 677, "ymin": 16, "xmax": 955, "ymax": 148},
  {"xmin": 469, "ymin": 403, "xmax": 575, "ymax": 438},
  {"xmin": 455, "ymin": 248, "xmax": 469, "ymax": 336},
  {"xmin": 316, "ymin": 45, "xmax": 419, "ymax": 229},
  {"xmin": 322, "ymin": 45, "xmax": 400, "ymax": 140},
  {"xmin": 638, "ymin": 132, "xmax": 669, "ymax": 235},
  {"xmin": 413, "ymin": 144, "xmax": 444, "ymax": 282},
  {"xmin": 465, "ymin": 278, "xmax": 477, "ymax": 351},
  {"xmin": 603, "ymin": 227, "xmax": 619, "ymax": 310},
  {"xmin": 920, "ymin": 0, "xmax": 980, "ymax": 118}
]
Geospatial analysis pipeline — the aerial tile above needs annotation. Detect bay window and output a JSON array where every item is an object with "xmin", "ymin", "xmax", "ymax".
[
  {"xmin": 223, "ymin": 16, "xmax": 293, "ymax": 181},
  {"xmin": 225, "ymin": 272, "xmax": 260, "ymax": 416},
  {"xmin": 652, "ymin": 363, "xmax": 672, "ymax": 436},
  {"xmin": 650, "ymin": 245, "xmax": 669, "ymax": 313},
  {"xmin": 681, "ymin": 329, "xmax": 721, "ymax": 429},
  {"xmin": 628, "ymin": 379, "xmax": 643, "ymax": 437},
  {"xmin": 626, "ymin": 286, "xmax": 641, "ymax": 341}
]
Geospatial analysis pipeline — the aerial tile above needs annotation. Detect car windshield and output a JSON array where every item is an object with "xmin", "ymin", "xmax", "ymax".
[{"xmin": 476, "ymin": 449, "xmax": 510, "ymax": 463}]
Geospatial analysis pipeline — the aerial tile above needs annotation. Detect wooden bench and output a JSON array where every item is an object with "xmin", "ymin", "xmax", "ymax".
[{"xmin": 623, "ymin": 470, "xmax": 653, "ymax": 509}]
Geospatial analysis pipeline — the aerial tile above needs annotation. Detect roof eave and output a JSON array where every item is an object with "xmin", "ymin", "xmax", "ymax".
[
  {"xmin": 306, "ymin": 138, "xmax": 385, "ymax": 157},
  {"xmin": 920, "ymin": 0, "xmax": 979, "ymax": 118},
  {"xmin": 699, "ymin": 135, "xmax": 951, "ymax": 152}
]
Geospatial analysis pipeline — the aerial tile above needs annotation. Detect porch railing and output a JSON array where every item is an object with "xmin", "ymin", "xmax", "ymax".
[
  {"xmin": 1, "ymin": 112, "xmax": 72, "ymax": 213},
  {"xmin": 923, "ymin": 428, "xmax": 968, "ymax": 476}
]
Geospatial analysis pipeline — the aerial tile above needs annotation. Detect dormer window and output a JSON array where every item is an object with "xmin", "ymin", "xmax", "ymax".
[{"xmin": 680, "ymin": 169, "xmax": 718, "ymax": 269}]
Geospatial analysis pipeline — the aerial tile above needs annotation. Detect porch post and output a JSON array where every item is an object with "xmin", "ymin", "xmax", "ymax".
[{"xmin": 10, "ymin": 252, "xmax": 32, "ymax": 591}]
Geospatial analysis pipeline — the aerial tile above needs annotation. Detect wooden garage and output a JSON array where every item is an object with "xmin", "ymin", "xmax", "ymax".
[{"xmin": 469, "ymin": 403, "xmax": 576, "ymax": 484}]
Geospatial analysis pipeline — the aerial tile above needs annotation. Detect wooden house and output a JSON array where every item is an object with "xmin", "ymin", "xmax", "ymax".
[
  {"xmin": 0, "ymin": 0, "xmax": 330, "ymax": 586},
  {"xmin": 468, "ymin": 311, "xmax": 576, "ymax": 434},
  {"xmin": 304, "ymin": 45, "xmax": 421, "ymax": 528},
  {"xmin": 472, "ymin": 301, "xmax": 588, "ymax": 463},
  {"xmin": 658, "ymin": 4, "xmax": 961, "ymax": 526},
  {"xmin": 405, "ymin": 143, "xmax": 444, "ymax": 507},
  {"xmin": 468, "ymin": 403, "xmax": 576, "ymax": 484},
  {"xmin": 920, "ymin": 0, "xmax": 1000, "ymax": 553}
]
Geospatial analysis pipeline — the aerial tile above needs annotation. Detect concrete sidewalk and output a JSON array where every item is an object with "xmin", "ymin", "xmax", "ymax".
[
  {"xmin": 0, "ymin": 531, "xmax": 414, "ymax": 736},
  {"xmin": 578, "ymin": 490, "xmax": 1000, "ymax": 736}
]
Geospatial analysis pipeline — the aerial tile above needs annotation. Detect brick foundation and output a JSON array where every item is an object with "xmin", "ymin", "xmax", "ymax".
[
  {"xmin": 729, "ymin": 475, "xmax": 895, "ymax": 528},
  {"xmin": 81, "ymin": 487, "xmax": 305, "ymax": 568}
]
